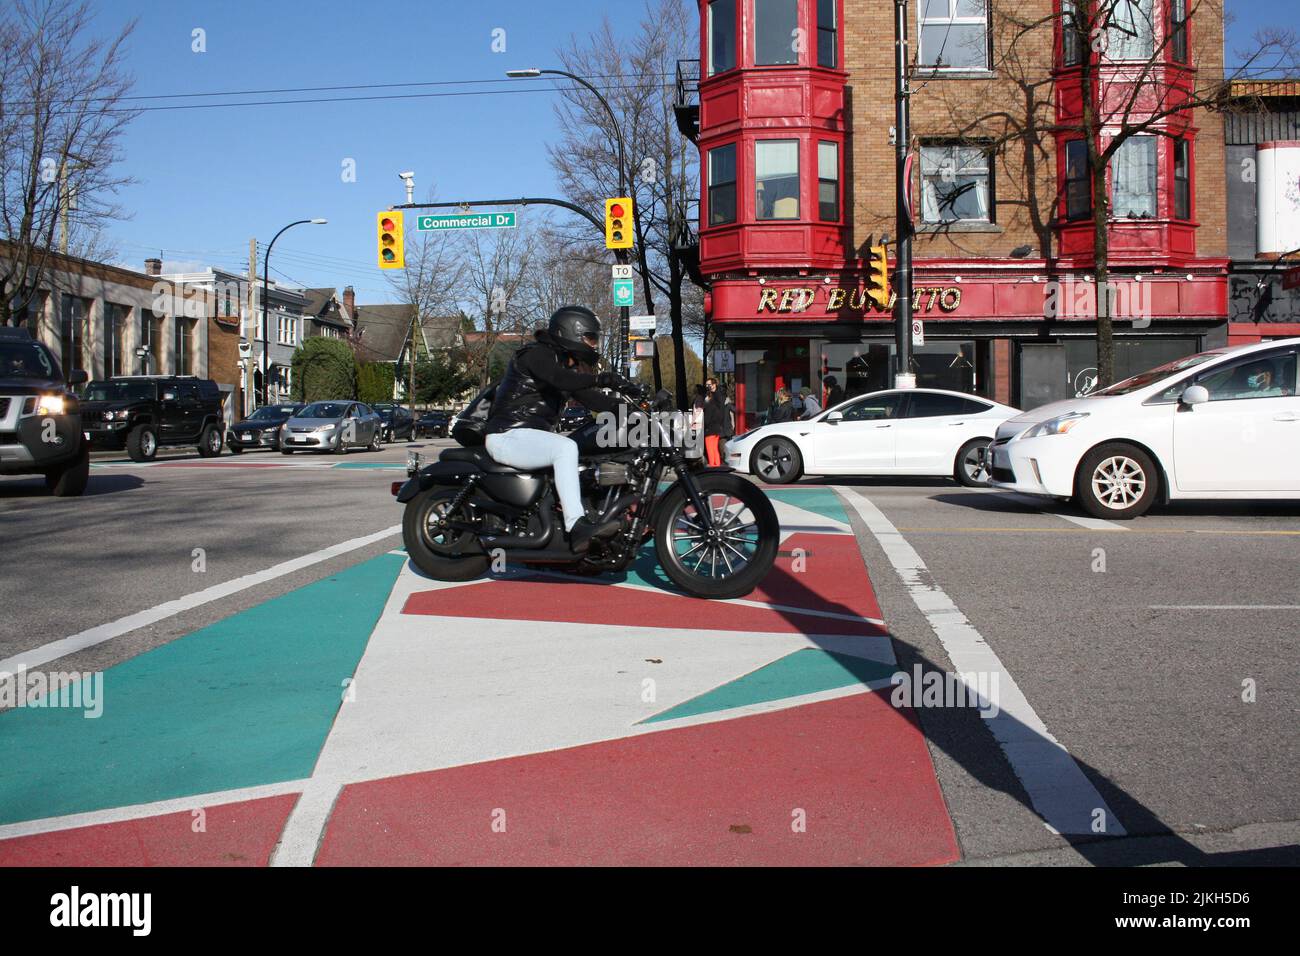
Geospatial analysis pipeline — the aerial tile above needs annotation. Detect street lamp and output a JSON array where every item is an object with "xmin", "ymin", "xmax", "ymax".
[
  {"xmin": 260, "ymin": 218, "xmax": 327, "ymax": 406},
  {"xmin": 507, "ymin": 67, "xmax": 631, "ymax": 370}
]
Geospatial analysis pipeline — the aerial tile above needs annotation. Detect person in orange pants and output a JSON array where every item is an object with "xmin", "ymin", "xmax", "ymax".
[{"xmin": 703, "ymin": 377, "xmax": 726, "ymax": 467}]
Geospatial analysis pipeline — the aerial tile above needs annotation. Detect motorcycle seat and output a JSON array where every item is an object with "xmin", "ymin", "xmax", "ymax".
[{"xmin": 441, "ymin": 446, "xmax": 529, "ymax": 474}]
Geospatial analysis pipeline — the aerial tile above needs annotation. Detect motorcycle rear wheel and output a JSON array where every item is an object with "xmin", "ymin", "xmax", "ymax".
[
  {"xmin": 654, "ymin": 473, "xmax": 779, "ymax": 599},
  {"xmin": 403, "ymin": 486, "xmax": 489, "ymax": 581}
]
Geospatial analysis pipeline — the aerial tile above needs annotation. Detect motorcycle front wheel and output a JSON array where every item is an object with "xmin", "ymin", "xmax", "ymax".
[
  {"xmin": 402, "ymin": 486, "xmax": 489, "ymax": 581},
  {"xmin": 653, "ymin": 473, "xmax": 779, "ymax": 600}
]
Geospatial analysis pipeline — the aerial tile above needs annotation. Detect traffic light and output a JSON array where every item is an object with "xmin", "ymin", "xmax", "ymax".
[
  {"xmin": 867, "ymin": 243, "xmax": 890, "ymax": 310},
  {"xmin": 377, "ymin": 210, "xmax": 404, "ymax": 269},
  {"xmin": 605, "ymin": 197, "xmax": 633, "ymax": 250}
]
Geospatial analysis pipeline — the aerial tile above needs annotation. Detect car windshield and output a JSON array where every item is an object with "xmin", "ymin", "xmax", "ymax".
[
  {"xmin": 0, "ymin": 341, "xmax": 58, "ymax": 380},
  {"xmin": 81, "ymin": 380, "xmax": 156, "ymax": 402},
  {"xmin": 250, "ymin": 405, "xmax": 300, "ymax": 419},
  {"xmin": 299, "ymin": 402, "xmax": 347, "ymax": 418},
  {"xmin": 1088, "ymin": 351, "xmax": 1225, "ymax": 397}
]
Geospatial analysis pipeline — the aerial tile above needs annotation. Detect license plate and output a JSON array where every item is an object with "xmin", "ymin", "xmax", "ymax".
[{"xmin": 83, "ymin": 432, "xmax": 90, "ymax": 440}]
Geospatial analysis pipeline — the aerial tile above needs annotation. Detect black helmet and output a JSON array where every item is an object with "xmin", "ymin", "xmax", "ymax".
[{"xmin": 542, "ymin": 305, "xmax": 602, "ymax": 365}]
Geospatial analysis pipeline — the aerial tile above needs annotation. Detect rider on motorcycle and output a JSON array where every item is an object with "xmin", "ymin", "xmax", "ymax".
[{"xmin": 483, "ymin": 305, "xmax": 639, "ymax": 553}]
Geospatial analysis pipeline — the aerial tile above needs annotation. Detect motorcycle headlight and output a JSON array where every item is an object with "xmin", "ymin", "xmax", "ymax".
[
  {"xmin": 1023, "ymin": 412, "xmax": 1089, "ymax": 439},
  {"xmin": 36, "ymin": 394, "xmax": 65, "ymax": 415}
]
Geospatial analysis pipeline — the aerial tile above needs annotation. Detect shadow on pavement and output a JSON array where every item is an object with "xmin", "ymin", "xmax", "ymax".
[{"xmin": 0, "ymin": 474, "xmax": 145, "ymax": 498}]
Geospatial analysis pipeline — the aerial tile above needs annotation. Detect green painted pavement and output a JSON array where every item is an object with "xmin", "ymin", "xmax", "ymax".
[
  {"xmin": 0, "ymin": 553, "xmax": 405, "ymax": 826},
  {"xmin": 765, "ymin": 488, "xmax": 849, "ymax": 526},
  {"xmin": 641, "ymin": 649, "xmax": 895, "ymax": 724}
]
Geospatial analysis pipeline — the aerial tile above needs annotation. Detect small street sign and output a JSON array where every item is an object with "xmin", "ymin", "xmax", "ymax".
[
  {"xmin": 628, "ymin": 315, "xmax": 656, "ymax": 333},
  {"xmin": 911, "ymin": 318, "xmax": 925, "ymax": 346},
  {"xmin": 415, "ymin": 212, "xmax": 517, "ymax": 232},
  {"xmin": 712, "ymin": 349, "xmax": 735, "ymax": 373},
  {"xmin": 612, "ymin": 264, "xmax": 633, "ymax": 280},
  {"xmin": 612, "ymin": 278, "xmax": 635, "ymax": 308}
]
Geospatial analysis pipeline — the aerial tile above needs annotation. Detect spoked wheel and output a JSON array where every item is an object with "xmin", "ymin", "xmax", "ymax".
[
  {"xmin": 654, "ymin": 473, "xmax": 779, "ymax": 599},
  {"xmin": 402, "ymin": 486, "xmax": 489, "ymax": 581},
  {"xmin": 1076, "ymin": 442, "xmax": 1158, "ymax": 519},
  {"xmin": 751, "ymin": 437, "xmax": 802, "ymax": 484},
  {"xmin": 955, "ymin": 438, "xmax": 992, "ymax": 487}
]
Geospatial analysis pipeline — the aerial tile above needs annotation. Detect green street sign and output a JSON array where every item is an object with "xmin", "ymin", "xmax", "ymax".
[
  {"xmin": 415, "ymin": 212, "xmax": 517, "ymax": 232},
  {"xmin": 612, "ymin": 278, "xmax": 634, "ymax": 308}
]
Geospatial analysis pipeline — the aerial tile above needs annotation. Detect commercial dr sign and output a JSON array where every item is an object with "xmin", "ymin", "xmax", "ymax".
[{"xmin": 755, "ymin": 284, "xmax": 963, "ymax": 315}]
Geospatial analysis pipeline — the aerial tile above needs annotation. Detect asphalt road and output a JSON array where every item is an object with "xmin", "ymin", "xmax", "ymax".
[{"xmin": 2, "ymin": 443, "xmax": 1298, "ymax": 865}]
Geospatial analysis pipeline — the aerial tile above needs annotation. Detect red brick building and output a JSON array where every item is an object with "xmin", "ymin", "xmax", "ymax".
[{"xmin": 681, "ymin": 0, "xmax": 1235, "ymax": 428}]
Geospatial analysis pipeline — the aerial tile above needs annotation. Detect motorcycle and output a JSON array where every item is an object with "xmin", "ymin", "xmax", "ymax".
[{"xmin": 394, "ymin": 389, "xmax": 779, "ymax": 599}]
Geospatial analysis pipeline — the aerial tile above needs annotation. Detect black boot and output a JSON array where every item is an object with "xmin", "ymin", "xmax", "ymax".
[{"xmin": 568, "ymin": 516, "xmax": 620, "ymax": 553}]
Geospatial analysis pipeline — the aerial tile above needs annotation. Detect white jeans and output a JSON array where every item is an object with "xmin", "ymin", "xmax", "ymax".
[{"xmin": 485, "ymin": 428, "xmax": 585, "ymax": 531}]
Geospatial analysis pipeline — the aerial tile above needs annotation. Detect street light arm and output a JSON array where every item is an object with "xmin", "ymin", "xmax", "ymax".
[
  {"xmin": 533, "ymin": 69, "xmax": 627, "ymax": 199},
  {"xmin": 259, "ymin": 218, "xmax": 325, "ymax": 406}
]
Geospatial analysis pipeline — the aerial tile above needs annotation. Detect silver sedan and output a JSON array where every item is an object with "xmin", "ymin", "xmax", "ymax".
[{"xmin": 280, "ymin": 401, "xmax": 383, "ymax": 455}]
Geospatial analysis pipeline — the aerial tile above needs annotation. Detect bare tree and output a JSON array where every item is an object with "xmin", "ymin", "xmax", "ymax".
[
  {"xmin": 453, "ymin": 216, "xmax": 539, "ymax": 387},
  {"xmin": 928, "ymin": 0, "xmax": 1297, "ymax": 384},
  {"xmin": 521, "ymin": 226, "xmax": 624, "ymax": 367},
  {"xmin": 548, "ymin": 0, "xmax": 701, "ymax": 407},
  {"xmin": 0, "ymin": 0, "xmax": 137, "ymax": 325}
]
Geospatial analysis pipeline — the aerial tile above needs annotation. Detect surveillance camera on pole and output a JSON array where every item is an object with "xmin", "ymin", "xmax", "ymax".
[{"xmin": 399, "ymin": 171, "xmax": 415, "ymax": 206}]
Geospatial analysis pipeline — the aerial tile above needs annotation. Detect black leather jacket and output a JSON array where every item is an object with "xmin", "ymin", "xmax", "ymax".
[{"xmin": 484, "ymin": 338, "xmax": 621, "ymax": 434}]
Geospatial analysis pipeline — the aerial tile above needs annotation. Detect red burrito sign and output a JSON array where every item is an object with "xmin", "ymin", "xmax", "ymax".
[{"xmin": 755, "ymin": 284, "xmax": 963, "ymax": 315}]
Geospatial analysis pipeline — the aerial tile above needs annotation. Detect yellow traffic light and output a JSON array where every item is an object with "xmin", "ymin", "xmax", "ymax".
[
  {"xmin": 378, "ymin": 210, "xmax": 404, "ymax": 269},
  {"xmin": 605, "ymin": 197, "xmax": 634, "ymax": 250},
  {"xmin": 867, "ymin": 243, "xmax": 890, "ymax": 310}
]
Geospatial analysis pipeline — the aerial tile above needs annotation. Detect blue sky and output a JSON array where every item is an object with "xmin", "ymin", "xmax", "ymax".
[{"xmin": 94, "ymin": 0, "xmax": 1294, "ymax": 303}]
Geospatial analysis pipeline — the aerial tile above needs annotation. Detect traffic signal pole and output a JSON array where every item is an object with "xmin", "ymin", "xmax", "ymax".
[{"xmin": 894, "ymin": 0, "xmax": 916, "ymax": 389}]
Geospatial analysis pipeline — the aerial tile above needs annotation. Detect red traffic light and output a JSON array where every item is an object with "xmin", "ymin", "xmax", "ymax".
[
  {"xmin": 381, "ymin": 217, "xmax": 396, "ymax": 232},
  {"xmin": 609, "ymin": 203, "xmax": 625, "ymax": 219}
]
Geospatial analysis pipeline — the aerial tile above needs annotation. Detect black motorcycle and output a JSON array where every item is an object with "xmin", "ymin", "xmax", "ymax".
[{"xmin": 394, "ymin": 390, "xmax": 779, "ymax": 599}]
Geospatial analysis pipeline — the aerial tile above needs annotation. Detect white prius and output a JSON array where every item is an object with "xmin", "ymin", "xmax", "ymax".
[
  {"xmin": 988, "ymin": 337, "xmax": 1300, "ymax": 518},
  {"xmin": 725, "ymin": 388, "xmax": 1020, "ymax": 486}
]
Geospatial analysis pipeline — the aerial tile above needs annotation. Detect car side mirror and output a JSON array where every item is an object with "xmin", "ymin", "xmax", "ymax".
[
  {"xmin": 1180, "ymin": 385, "xmax": 1209, "ymax": 406},
  {"xmin": 825, "ymin": 410, "xmax": 843, "ymax": 425},
  {"xmin": 68, "ymin": 369, "xmax": 88, "ymax": 385}
]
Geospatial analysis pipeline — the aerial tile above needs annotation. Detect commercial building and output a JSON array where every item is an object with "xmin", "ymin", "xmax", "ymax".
[{"xmin": 679, "ymin": 0, "xmax": 1246, "ymax": 428}]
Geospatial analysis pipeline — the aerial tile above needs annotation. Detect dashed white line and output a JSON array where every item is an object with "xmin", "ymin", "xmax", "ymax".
[{"xmin": 839, "ymin": 488, "xmax": 1127, "ymax": 837}]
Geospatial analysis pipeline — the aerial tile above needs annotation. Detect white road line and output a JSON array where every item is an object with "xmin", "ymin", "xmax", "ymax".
[
  {"xmin": 1150, "ymin": 605, "xmax": 1300, "ymax": 611},
  {"xmin": 839, "ymin": 488, "xmax": 1127, "ymax": 837},
  {"xmin": 1002, "ymin": 492, "xmax": 1129, "ymax": 531},
  {"xmin": 0, "ymin": 524, "xmax": 402, "ymax": 677},
  {"xmin": 269, "ymin": 781, "xmax": 342, "ymax": 867}
]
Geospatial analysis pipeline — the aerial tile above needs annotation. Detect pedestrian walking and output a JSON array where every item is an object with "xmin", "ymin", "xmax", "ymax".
[
  {"xmin": 824, "ymin": 375, "xmax": 845, "ymax": 409},
  {"xmin": 703, "ymin": 377, "xmax": 728, "ymax": 466},
  {"xmin": 800, "ymin": 386, "xmax": 822, "ymax": 419},
  {"xmin": 768, "ymin": 387, "xmax": 794, "ymax": 423}
]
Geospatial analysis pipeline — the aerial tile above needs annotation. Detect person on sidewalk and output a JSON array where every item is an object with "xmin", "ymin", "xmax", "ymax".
[
  {"xmin": 703, "ymin": 376, "xmax": 728, "ymax": 466},
  {"xmin": 799, "ymin": 386, "xmax": 822, "ymax": 419},
  {"xmin": 768, "ymin": 387, "xmax": 795, "ymax": 423}
]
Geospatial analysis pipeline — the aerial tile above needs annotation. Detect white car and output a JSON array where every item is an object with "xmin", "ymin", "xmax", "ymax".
[
  {"xmin": 726, "ymin": 388, "xmax": 1021, "ymax": 486},
  {"xmin": 989, "ymin": 337, "xmax": 1300, "ymax": 519}
]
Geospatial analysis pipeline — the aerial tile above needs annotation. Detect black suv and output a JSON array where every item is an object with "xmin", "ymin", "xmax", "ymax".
[
  {"xmin": 413, "ymin": 409, "xmax": 449, "ymax": 438},
  {"xmin": 80, "ymin": 375, "xmax": 225, "ymax": 461},
  {"xmin": 0, "ymin": 327, "xmax": 89, "ymax": 496}
]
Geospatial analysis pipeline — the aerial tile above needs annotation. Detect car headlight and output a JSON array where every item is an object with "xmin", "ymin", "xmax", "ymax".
[
  {"xmin": 36, "ymin": 394, "xmax": 65, "ymax": 415},
  {"xmin": 317, "ymin": 423, "xmax": 337, "ymax": 433},
  {"xmin": 1022, "ymin": 412, "xmax": 1089, "ymax": 439},
  {"xmin": 110, "ymin": 409, "xmax": 130, "ymax": 420}
]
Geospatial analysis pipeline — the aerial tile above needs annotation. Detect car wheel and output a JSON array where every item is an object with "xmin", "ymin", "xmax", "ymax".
[
  {"xmin": 751, "ymin": 437, "xmax": 802, "ymax": 484},
  {"xmin": 197, "ymin": 423, "xmax": 222, "ymax": 457},
  {"xmin": 954, "ymin": 438, "xmax": 993, "ymax": 487},
  {"xmin": 281, "ymin": 447, "xmax": 294, "ymax": 455},
  {"xmin": 369, "ymin": 430, "xmax": 383, "ymax": 453},
  {"xmin": 228, "ymin": 441, "xmax": 243, "ymax": 455},
  {"xmin": 334, "ymin": 433, "xmax": 349, "ymax": 455},
  {"xmin": 1075, "ymin": 442, "xmax": 1159, "ymax": 519},
  {"xmin": 45, "ymin": 444, "xmax": 90, "ymax": 497},
  {"xmin": 126, "ymin": 424, "xmax": 158, "ymax": 462}
]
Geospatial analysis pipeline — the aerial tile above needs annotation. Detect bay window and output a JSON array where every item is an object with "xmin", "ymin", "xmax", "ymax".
[
  {"xmin": 708, "ymin": 0, "xmax": 736, "ymax": 75},
  {"xmin": 708, "ymin": 143, "xmax": 738, "ymax": 225},
  {"xmin": 1174, "ymin": 138, "xmax": 1191, "ymax": 220},
  {"xmin": 755, "ymin": 0, "xmax": 799, "ymax": 66},
  {"xmin": 755, "ymin": 140, "xmax": 800, "ymax": 219},
  {"xmin": 919, "ymin": 0, "xmax": 989, "ymax": 71},
  {"xmin": 1064, "ymin": 139, "xmax": 1091, "ymax": 221},
  {"xmin": 1106, "ymin": 0, "xmax": 1154, "ymax": 61},
  {"xmin": 1061, "ymin": 0, "xmax": 1083, "ymax": 67},
  {"xmin": 1170, "ymin": 0, "xmax": 1188, "ymax": 63},
  {"xmin": 817, "ymin": 0, "xmax": 838, "ymax": 68},
  {"xmin": 1110, "ymin": 136, "xmax": 1157, "ymax": 218},
  {"xmin": 818, "ymin": 141, "xmax": 840, "ymax": 221}
]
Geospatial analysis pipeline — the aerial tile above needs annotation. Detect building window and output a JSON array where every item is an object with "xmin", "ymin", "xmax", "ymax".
[
  {"xmin": 1065, "ymin": 139, "xmax": 1091, "ymax": 221},
  {"xmin": 175, "ymin": 318, "xmax": 195, "ymax": 375},
  {"xmin": 920, "ymin": 144, "xmax": 992, "ymax": 223},
  {"xmin": 707, "ymin": 0, "xmax": 736, "ymax": 75},
  {"xmin": 919, "ymin": 0, "xmax": 989, "ymax": 70},
  {"xmin": 755, "ymin": 0, "xmax": 799, "ymax": 66},
  {"xmin": 708, "ymin": 143, "xmax": 737, "ymax": 225},
  {"xmin": 818, "ymin": 141, "xmax": 840, "ymax": 221},
  {"xmin": 817, "ymin": 0, "xmax": 838, "ymax": 68},
  {"xmin": 1106, "ymin": 0, "xmax": 1154, "ymax": 61},
  {"xmin": 755, "ymin": 140, "xmax": 800, "ymax": 219},
  {"xmin": 1061, "ymin": 0, "xmax": 1083, "ymax": 66},
  {"xmin": 106, "ymin": 303, "xmax": 129, "ymax": 376},
  {"xmin": 1170, "ymin": 0, "xmax": 1188, "ymax": 63},
  {"xmin": 60, "ymin": 294, "xmax": 87, "ymax": 376},
  {"xmin": 1110, "ymin": 135, "xmax": 1157, "ymax": 218},
  {"xmin": 1174, "ymin": 138, "xmax": 1191, "ymax": 220},
  {"xmin": 142, "ymin": 311, "xmax": 165, "ymax": 374}
]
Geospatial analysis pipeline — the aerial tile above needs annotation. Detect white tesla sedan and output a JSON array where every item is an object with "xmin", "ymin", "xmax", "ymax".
[
  {"xmin": 726, "ymin": 388, "xmax": 1020, "ymax": 486},
  {"xmin": 989, "ymin": 337, "xmax": 1300, "ymax": 519}
]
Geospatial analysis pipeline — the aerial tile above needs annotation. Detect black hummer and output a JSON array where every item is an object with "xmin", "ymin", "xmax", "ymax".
[
  {"xmin": 80, "ymin": 375, "xmax": 225, "ymax": 461},
  {"xmin": 0, "ymin": 327, "xmax": 89, "ymax": 496}
]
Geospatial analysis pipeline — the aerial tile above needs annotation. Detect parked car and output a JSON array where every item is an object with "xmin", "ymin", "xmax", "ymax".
[
  {"xmin": 0, "ymin": 327, "xmax": 89, "ymax": 496},
  {"xmin": 79, "ymin": 375, "xmax": 224, "ymax": 461},
  {"xmin": 371, "ymin": 402, "xmax": 414, "ymax": 442},
  {"xmin": 726, "ymin": 388, "xmax": 1020, "ymax": 486},
  {"xmin": 414, "ymin": 409, "xmax": 450, "ymax": 439},
  {"xmin": 989, "ymin": 338, "xmax": 1300, "ymax": 519},
  {"xmin": 281, "ymin": 400, "xmax": 382, "ymax": 454},
  {"xmin": 227, "ymin": 403, "xmax": 304, "ymax": 453}
]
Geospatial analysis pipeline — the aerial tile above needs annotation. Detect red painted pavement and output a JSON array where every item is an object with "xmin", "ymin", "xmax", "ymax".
[
  {"xmin": 0, "ymin": 794, "xmax": 299, "ymax": 867},
  {"xmin": 753, "ymin": 532, "xmax": 884, "ymax": 621},
  {"xmin": 314, "ymin": 691, "xmax": 959, "ymax": 866}
]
